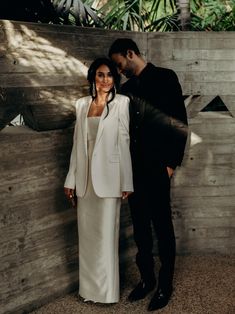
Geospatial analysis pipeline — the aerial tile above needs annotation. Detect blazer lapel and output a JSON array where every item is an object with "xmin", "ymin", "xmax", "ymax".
[
  {"xmin": 94, "ymin": 106, "xmax": 106, "ymax": 148},
  {"xmin": 95, "ymin": 98, "xmax": 116, "ymax": 148},
  {"xmin": 81, "ymin": 96, "xmax": 92, "ymax": 155}
]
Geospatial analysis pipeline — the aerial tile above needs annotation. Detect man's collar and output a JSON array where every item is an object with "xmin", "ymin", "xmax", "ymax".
[{"xmin": 136, "ymin": 63, "xmax": 153, "ymax": 78}]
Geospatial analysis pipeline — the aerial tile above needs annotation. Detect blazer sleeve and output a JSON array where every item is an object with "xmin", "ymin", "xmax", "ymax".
[
  {"xmin": 64, "ymin": 101, "xmax": 79, "ymax": 189},
  {"xmin": 166, "ymin": 71, "xmax": 188, "ymax": 169},
  {"xmin": 118, "ymin": 97, "xmax": 134, "ymax": 192}
]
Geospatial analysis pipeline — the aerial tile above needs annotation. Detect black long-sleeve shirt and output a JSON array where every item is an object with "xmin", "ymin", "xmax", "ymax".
[{"xmin": 121, "ymin": 63, "xmax": 188, "ymax": 170}]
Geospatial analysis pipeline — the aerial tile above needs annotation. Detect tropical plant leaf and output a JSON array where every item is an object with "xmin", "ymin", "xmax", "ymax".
[
  {"xmin": 64, "ymin": 0, "xmax": 72, "ymax": 15},
  {"xmin": 0, "ymin": 0, "xmax": 234, "ymax": 31},
  {"xmin": 55, "ymin": 0, "xmax": 67, "ymax": 13},
  {"xmin": 84, "ymin": 3, "xmax": 102, "ymax": 24},
  {"xmin": 146, "ymin": 12, "xmax": 179, "ymax": 31},
  {"xmin": 52, "ymin": 0, "xmax": 101, "ymax": 26}
]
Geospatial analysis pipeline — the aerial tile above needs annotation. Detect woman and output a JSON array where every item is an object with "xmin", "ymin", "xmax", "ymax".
[{"xmin": 64, "ymin": 57, "xmax": 133, "ymax": 304}]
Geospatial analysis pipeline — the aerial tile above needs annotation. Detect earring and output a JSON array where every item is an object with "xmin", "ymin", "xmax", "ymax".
[
  {"xmin": 92, "ymin": 83, "xmax": 96, "ymax": 97},
  {"xmin": 113, "ymin": 85, "xmax": 116, "ymax": 95}
]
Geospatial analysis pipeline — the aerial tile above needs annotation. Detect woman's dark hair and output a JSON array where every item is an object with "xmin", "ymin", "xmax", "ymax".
[{"xmin": 87, "ymin": 57, "xmax": 120, "ymax": 118}]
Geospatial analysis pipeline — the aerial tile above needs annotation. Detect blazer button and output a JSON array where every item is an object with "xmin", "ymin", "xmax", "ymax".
[{"xmin": 136, "ymin": 111, "xmax": 140, "ymax": 114}]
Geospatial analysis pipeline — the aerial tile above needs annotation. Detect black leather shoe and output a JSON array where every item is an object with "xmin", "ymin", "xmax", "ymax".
[
  {"xmin": 128, "ymin": 280, "xmax": 156, "ymax": 302},
  {"xmin": 147, "ymin": 287, "xmax": 172, "ymax": 311}
]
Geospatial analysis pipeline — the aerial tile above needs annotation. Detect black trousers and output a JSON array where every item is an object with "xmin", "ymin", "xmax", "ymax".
[{"xmin": 128, "ymin": 165, "xmax": 176, "ymax": 292}]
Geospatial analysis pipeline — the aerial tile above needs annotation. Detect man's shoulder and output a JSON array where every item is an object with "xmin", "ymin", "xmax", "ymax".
[
  {"xmin": 148, "ymin": 63, "xmax": 176, "ymax": 77},
  {"xmin": 121, "ymin": 77, "xmax": 137, "ymax": 94}
]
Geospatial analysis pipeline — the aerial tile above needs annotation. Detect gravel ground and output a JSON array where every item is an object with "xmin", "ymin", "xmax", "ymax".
[{"xmin": 31, "ymin": 254, "xmax": 235, "ymax": 314}]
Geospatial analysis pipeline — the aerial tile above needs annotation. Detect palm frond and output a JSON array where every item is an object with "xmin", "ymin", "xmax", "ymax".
[
  {"xmin": 52, "ymin": 0, "xmax": 103, "ymax": 26},
  {"xmin": 145, "ymin": 12, "xmax": 179, "ymax": 31}
]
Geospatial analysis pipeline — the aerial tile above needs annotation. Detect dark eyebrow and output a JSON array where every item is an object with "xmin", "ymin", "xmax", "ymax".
[{"xmin": 97, "ymin": 71, "xmax": 112, "ymax": 75}]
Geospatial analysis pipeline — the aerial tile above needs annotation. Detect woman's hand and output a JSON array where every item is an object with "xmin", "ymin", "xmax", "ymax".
[
  {"xmin": 64, "ymin": 187, "xmax": 74, "ymax": 199},
  {"xmin": 122, "ymin": 191, "xmax": 133, "ymax": 200},
  {"xmin": 64, "ymin": 187, "xmax": 77, "ymax": 208}
]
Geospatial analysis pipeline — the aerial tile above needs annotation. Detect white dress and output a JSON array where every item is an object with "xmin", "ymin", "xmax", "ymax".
[{"xmin": 77, "ymin": 116, "xmax": 121, "ymax": 303}]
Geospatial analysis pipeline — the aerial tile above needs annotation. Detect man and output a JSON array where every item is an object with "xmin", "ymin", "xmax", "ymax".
[{"xmin": 109, "ymin": 38, "xmax": 188, "ymax": 311}]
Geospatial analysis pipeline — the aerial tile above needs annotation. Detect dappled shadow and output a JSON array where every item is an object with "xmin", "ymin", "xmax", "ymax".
[{"xmin": 0, "ymin": 19, "xmax": 91, "ymax": 130}]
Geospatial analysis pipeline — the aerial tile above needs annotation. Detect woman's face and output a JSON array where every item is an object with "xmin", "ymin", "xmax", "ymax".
[{"xmin": 95, "ymin": 64, "xmax": 114, "ymax": 93}]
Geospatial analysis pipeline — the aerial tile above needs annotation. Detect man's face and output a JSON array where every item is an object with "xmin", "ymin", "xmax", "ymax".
[{"xmin": 111, "ymin": 52, "xmax": 135, "ymax": 78}]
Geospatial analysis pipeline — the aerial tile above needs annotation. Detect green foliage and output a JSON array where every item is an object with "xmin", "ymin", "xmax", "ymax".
[
  {"xmin": 97, "ymin": 0, "xmax": 149, "ymax": 31},
  {"xmin": 0, "ymin": 0, "xmax": 234, "ymax": 31},
  {"xmin": 145, "ymin": 13, "xmax": 180, "ymax": 31},
  {"xmin": 52, "ymin": 0, "xmax": 103, "ymax": 26},
  {"xmin": 96, "ymin": 0, "xmax": 179, "ymax": 31},
  {"xmin": 98, "ymin": 0, "xmax": 235, "ymax": 31},
  {"xmin": 191, "ymin": 0, "xmax": 235, "ymax": 31}
]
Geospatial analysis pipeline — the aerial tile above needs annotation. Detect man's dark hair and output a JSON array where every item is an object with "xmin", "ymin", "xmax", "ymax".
[{"xmin": 108, "ymin": 38, "xmax": 140, "ymax": 57}]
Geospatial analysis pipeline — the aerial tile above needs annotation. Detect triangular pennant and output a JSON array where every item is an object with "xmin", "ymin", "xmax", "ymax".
[
  {"xmin": 185, "ymin": 95, "xmax": 215, "ymax": 119},
  {"xmin": 220, "ymin": 96, "xmax": 235, "ymax": 118},
  {"xmin": 201, "ymin": 96, "xmax": 230, "ymax": 114}
]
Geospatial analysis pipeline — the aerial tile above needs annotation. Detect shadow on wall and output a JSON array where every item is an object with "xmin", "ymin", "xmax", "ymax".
[
  {"xmin": 172, "ymin": 95, "xmax": 235, "ymax": 254},
  {"xmin": 0, "ymin": 20, "xmax": 143, "ymax": 313},
  {"xmin": 0, "ymin": 19, "xmax": 91, "ymax": 131},
  {"xmin": 0, "ymin": 19, "xmax": 147, "ymax": 131},
  {"xmin": 0, "ymin": 20, "xmax": 93, "ymax": 313}
]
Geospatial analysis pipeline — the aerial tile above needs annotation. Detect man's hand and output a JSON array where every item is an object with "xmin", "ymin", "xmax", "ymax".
[
  {"xmin": 122, "ymin": 191, "xmax": 133, "ymax": 200},
  {"xmin": 166, "ymin": 167, "xmax": 174, "ymax": 178}
]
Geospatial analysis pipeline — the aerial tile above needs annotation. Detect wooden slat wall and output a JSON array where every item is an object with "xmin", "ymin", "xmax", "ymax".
[
  {"xmin": 0, "ymin": 20, "xmax": 144, "ymax": 314},
  {"xmin": 0, "ymin": 19, "xmax": 147, "ymax": 129},
  {"xmin": 0, "ymin": 126, "xmax": 78, "ymax": 314},
  {"xmin": 147, "ymin": 32, "xmax": 235, "ymax": 112},
  {"xmin": 147, "ymin": 32, "xmax": 235, "ymax": 254},
  {"xmin": 0, "ymin": 127, "xmax": 136, "ymax": 314},
  {"xmin": 0, "ymin": 20, "xmax": 235, "ymax": 313},
  {"xmin": 172, "ymin": 113, "xmax": 235, "ymax": 253}
]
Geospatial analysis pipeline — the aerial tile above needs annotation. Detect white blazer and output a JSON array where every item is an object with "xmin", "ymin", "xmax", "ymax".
[{"xmin": 64, "ymin": 94, "xmax": 133, "ymax": 198}]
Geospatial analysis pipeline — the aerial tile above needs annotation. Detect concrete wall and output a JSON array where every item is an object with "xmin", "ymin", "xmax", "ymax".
[
  {"xmin": 0, "ymin": 20, "xmax": 235, "ymax": 313},
  {"xmin": 148, "ymin": 32, "xmax": 235, "ymax": 253},
  {"xmin": 0, "ymin": 20, "xmax": 145, "ymax": 314}
]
